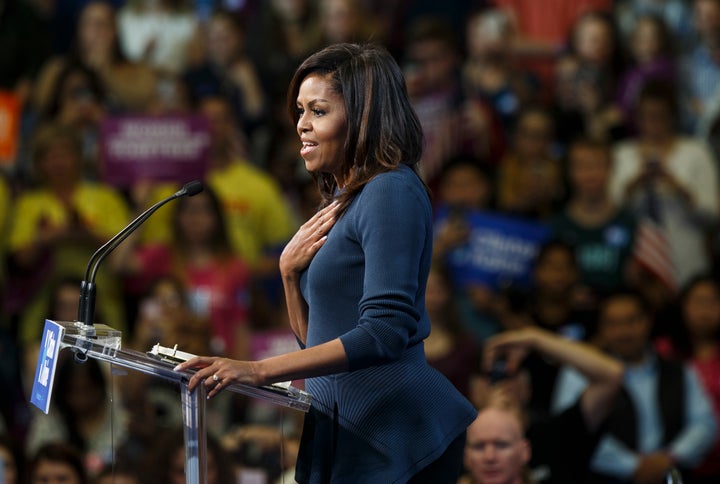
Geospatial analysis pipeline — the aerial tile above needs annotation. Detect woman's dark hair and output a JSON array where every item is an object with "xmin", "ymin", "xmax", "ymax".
[
  {"xmin": 286, "ymin": 43, "xmax": 425, "ymax": 210},
  {"xmin": 171, "ymin": 185, "xmax": 233, "ymax": 257},
  {"xmin": 632, "ymin": 13, "xmax": 676, "ymax": 61},
  {"xmin": 665, "ymin": 274, "xmax": 720, "ymax": 357},
  {"xmin": 532, "ymin": 239, "xmax": 578, "ymax": 272},
  {"xmin": 28, "ymin": 442, "xmax": 89, "ymax": 484},
  {"xmin": 568, "ymin": 10, "xmax": 626, "ymax": 76},
  {"xmin": 44, "ymin": 60, "xmax": 106, "ymax": 121},
  {"xmin": 635, "ymin": 78, "xmax": 680, "ymax": 124},
  {"xmin": 69, "ymin": 0, "xmax": 126, "ymax": 65}
]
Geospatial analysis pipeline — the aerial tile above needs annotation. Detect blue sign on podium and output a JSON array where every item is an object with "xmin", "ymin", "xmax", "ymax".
[{"xmin": 30, "ymin": 320, "xmax": 65, "ymax": 414}]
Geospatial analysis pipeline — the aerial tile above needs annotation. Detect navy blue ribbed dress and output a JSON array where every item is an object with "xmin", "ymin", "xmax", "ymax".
[{"xmin": 295, "ymin": 165, "xmax": 477, "ymax": 483}]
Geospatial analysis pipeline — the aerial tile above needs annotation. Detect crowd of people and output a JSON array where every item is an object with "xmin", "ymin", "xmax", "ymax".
[{"xmin": 3, "ymin": 0, "xmax": 720, "ymax": 482}]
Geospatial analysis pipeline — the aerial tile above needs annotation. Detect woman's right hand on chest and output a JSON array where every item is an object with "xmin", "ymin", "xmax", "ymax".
[{"xmin": 279, "ymin": 201, "xmax": 340, "ymax": 278}]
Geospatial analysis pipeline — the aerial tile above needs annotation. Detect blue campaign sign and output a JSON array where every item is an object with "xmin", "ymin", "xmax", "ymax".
[
  {"xmin": 30, "ymin": 320, "xmax": 66, "ymax": 414},
  {"xmin": 437, "ymin": 208, "xmax": 551, "ymax": 290}
]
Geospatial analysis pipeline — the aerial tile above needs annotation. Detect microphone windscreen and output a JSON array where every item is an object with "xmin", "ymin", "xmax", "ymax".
[{"xmin": 183, "ymin": 180, "xmax": 204, "ymax": 197}]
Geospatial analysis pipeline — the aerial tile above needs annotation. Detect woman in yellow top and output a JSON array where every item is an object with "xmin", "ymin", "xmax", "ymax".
[{"xmin": 7, "ymin": 123, "xmax": 130, "ymax": 344}]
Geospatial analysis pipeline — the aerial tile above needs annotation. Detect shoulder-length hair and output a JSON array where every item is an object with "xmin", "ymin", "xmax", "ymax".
[{"xmin": 286, "ymin": 43, "xmax": 425, "ymax": 210}]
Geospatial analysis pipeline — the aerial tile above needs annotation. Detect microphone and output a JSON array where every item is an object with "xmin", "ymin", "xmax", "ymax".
[{"xmin": 77, "ymin": 180, "xmax": 204, "ymax": 326}]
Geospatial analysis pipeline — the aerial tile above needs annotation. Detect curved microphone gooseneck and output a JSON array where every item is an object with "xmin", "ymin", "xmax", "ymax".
[{"xmin": 77, "ymin": 180, "xmax": 204, "ymax": 326}]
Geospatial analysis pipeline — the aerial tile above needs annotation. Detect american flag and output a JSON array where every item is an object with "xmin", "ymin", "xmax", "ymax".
[{"xmin": 632, "ymin": 182, "xmax": 676, "ymax": 291}]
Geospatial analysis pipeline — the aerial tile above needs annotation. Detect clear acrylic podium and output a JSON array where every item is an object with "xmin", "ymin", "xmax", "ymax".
[{"xmin": 55, "ymin": 321, "xmax": 311, "ymax": 484}]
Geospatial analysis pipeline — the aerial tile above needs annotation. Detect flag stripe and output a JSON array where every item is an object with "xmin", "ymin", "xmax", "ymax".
[{"xmin": 633, "ymin": 219, "xmax": 675, "ymax": 291}]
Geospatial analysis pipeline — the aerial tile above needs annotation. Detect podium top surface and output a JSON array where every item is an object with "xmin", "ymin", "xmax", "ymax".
[{"xmin": 57, "ymin": 321, "xmax": 311, "ymax": 412}]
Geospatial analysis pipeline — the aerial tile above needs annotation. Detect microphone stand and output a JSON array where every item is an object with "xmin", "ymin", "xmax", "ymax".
[{"xmin": 68, "ymin": 181, "xmax": 203, "ymax": 351}]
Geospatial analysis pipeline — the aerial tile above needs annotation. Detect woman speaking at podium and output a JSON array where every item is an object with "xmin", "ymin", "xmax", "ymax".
[{"xmin": 175, "ymin": 43, "xmax": 477, "ymax": 483}]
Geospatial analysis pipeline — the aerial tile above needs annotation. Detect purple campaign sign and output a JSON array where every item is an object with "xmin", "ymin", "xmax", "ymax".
[{"xmin": 101, "ymin": 115, "xmax": 211, "ymax": 186}]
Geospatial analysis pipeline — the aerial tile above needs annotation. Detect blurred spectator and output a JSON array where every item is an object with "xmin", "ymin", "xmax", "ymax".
[
  {"xmin": 682, "ymin": 0, "xmax": 720, "ymax": 134},
  {"xmin": 143, "ymin": 427, "xmax": 234, "ymax": 484},
  {"xmin": 519, "ymin": 240, "xmax": 594, "ymax": 425},
  {"xmin": 691, "ymin": 0, "xmax": 720, "ymax": 162},
  {"xmin": 528, "ymin": 241, "xmax": 590, "ymax": 341},
  {"xmin": 433, "ymin": 157, "xmax": 493, "ymax": 259},
  {"xmin": 496, "ymin": 106, "xmax": 563, "ymax": 219},
  {"xmin": 6, "ymin": 123, "xmax": 129, "ymax": 346},
  {"xmin": 116, "ymin": 275, "xmax": 225, "ymax": 468},
  {"xmin": 245, "ymin": 0, "xmax": 322, "ymax": 124},
  {"xmin": 0, "ymin": 434, "xmax": 22, "ymax": 484},
  {"xmin": 318, "ymin": 0, "xmax": 378, "ymax": 46},
  {"xmin": 467, "ymin": 326, "xmax": 623, "ymax": 484},
  {"xmin": 127, "ymin": 275, "xmax": 210, "ymax": 354},
  {"xmin": 116, "ymin": 187, "xmax": 252, "ymax": 360},
  {"xmin": 139, "ymin": 96, "xmax": 295, "ymax": 277},
  {"xmin": 616, "ymin": 14, "xmax": 678, "ymax": 128},
  {"xmin": 550, "ymin": 137, "xmax": 638, "ymax": 302},
  {"xmin": 553, "ymin": 10, "xmax": 626, "ymax": 143},
  {"xmin": 263, "ymin": 127, "xmax": 317, "ymax": 226},
  {"xmin": 94, "ymin": 462, "xmax": 140, "ymax": 484},
  {"xmin": 403, "ymin": 16, "xmax": 465, "ymax": 186},
  {"xmin": 492, "ymin": 0, "xmax": 612, "ymax": 93},
  {"xmin": 614, "ymin": 0, "xmax": 695, "ymax": 47},
  {"xmin": 200, "ymin": 95, "xmax": 296, "ymax": 278},
  {"xmin": 0, "ymin": 171, "xmax": 12, "ymax": 295},
  {"xmin": 0, "ymin": 0, "xmax": 53, "ymax": 105},
  {"xmin": 143, "ymin": 72, "xmax": 192, "ymax": 115},
  {"xmin": 117, "ymin": 0, "xmax": 198, "ymax": 76},
  {"xmin": 27, "ymin": 442, "xmax": 88, "ymax": 484},
  {"xmin": 221, "ymin": 424, "xmax": 301, "ymax": 483},
  {"xmin": 25, "ymin": 354, "xmax": 128, "ymax": 477},
  {"xmin": 424, "ymin": 263, "xmax": 481, "ymax": 398},
  {"xmin": 19, "ymin": 277, "xmax": 92, "ymax": 423},
  {"xmin": 33, "ymin": 1, "xmax": 157, "ymax": 115},
  {"xmin": 431, "ymin": 157, "xmax": 499, "ymax": 341},
  {"xmin": 553, "ymin": 290, "xmax": 717, "ymax": 483},
  {"xmin": 655, "ymin": 275, "xmax": 720, "ymax": 482},
  {"xmin": 39, "ymin": 61, "xmax": 106, "ymax": 178},
  {"xmin": 463, "ymin": 8, "xmax": 540, "ymax": 133},
  {"xmin": 182, "ymin": 9, "xmax": 268, "ymax": 149},
  {"xmin": 0, "ymin": 323, "xmax": 28, "ymax": 447},
  {"xmin": 610, "ymin": 80, "xmax": 719, "ymax": 290}
]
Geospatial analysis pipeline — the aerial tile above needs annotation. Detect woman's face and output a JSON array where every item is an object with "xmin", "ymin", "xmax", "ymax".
[
  {"xmin": 632, "ymin": 18, "xmax": 661, "ymax": 64},
  {"xmin": 439, "ymin": 164, "xmax": 490, "ymax": 210},
  {"xmin": 78, "ymin": 2, "xmax": 116, "ymax": 56},
  {"xmin": 177, "ymin": 193, "xmax": 219, "ymax": 245},
  {"xmin": 636, "ymin": 98, "xmax": 675, "ymax": 140},
  {"xmin": 0, "ymin": 446, "xmax": 17, "ymax": 484},
  {"xmin": 296, "ymin": 73, "xmax": 348, "ymax": 184},
  {"xmin": 37, "ymin": 139, "xmax": 82, "ymax": 186},
  {"xmin": 207, "ymin": 16, "xmax": 241, "ymax": 66},
  {"xmin": 59, "ymin": 71, "xmax": 100, "ymax": 124},
  {"xmin": 321, "ymin": 0, "xmax": 360, "ymax": 43},
  {"xmin": 534, "ymin": 248, "xmax": 576, "ymax": 295},
  {"xmin": 514, "ymin": 111, "xmax": 553, "ymax": 159},
  {"xmin": 574, "ymin": 17, "xmax": 613, "ymax": 66},
  {"xmin": 684, "ymin": 282, "xmax": 720, "ymax": 340},
  {"xmin": 32, "ymin": 460, "xmax": 81, "ymax": 484},
  {"xmin": 568, "ymin": 146, "xmax": 610, "ymax": 198}
]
